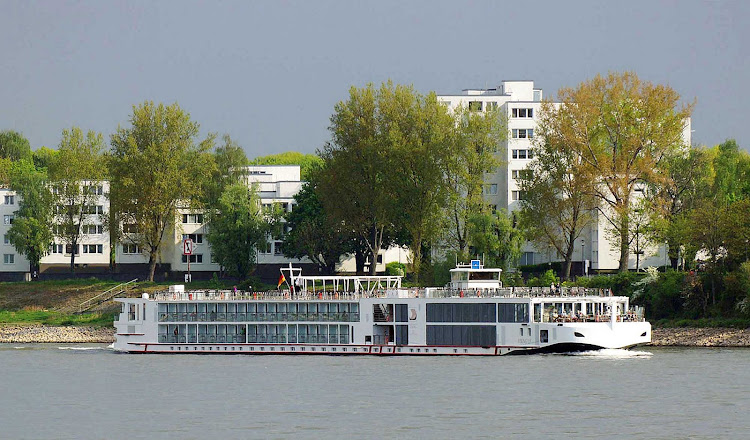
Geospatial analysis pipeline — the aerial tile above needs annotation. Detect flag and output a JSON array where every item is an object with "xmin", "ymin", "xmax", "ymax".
[{"xmin": 277, "ymin": 273, "xmax": 286, "ymax": 289}]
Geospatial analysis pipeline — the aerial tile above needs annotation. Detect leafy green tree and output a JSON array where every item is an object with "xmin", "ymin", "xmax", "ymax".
[
  {"xmin": 204, "ymin": 134, "xmax": 249, "ymax": 206},
  {"xmin": 250, "ymin": 151, "xmax": 322, "ymax": 181},
  {"xmin": 109, "ymin": 101, "xmax": 215, "ymax": 281},
  {"xmin": 7, "ymin": 159, "xmax": 54, "ymax": 275},
  {"xmin": 645, "ymin": 147, "xmax": 712, "ymax": 269},
  {"xmin": 318, "ymin": 82, "xmax": 402, "ymax": 275},
  {"xmin": 48, "ymin": 127, "xmax": 107, "ymax": 273},
  {"xmin": 443, "ymin": 104, "xmax": 504, "ymax": 258},
  {"xmin": 32, "ymin": 147, "xmax": 58, "ymax": 171},
  {"xmin": 467, "ymin": 210, "xmax": 524, "ymax": 271},
  {"xmin": 282, "ymin": 178, "xmax": 353, "ymax": 274},
  {"xmin": 710, "ymin": 139, "xmax": 750, "ymax": 203},
  {"xmin": 320, "ymin": 81, "xmax": 461, "ymax": 279},
  {"xmin": 519, "ymin": 126, "xmax": 597, "ymax": 280},
  {"xmin": 0, "ymin": 130, "xmax": 32, "ymax": 161},
  {"xmin": 206, "ymin": 183, "xmax": 268, "ymax": 278},
  {"xmin": 539, "ymin": 72, "xmax": 693, "ymax": 272}
]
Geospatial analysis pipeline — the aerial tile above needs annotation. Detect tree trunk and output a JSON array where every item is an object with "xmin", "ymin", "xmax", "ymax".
[
  {"xmin": 618, "ymin": 214, "xmax": 630, "ymax": 272},
  {"xmin": 69, "ymin": 239, "xmax": 77, "ymax": 274},
  {"xmin": 564, "ymin": 245, "xmax": 575, "ymax": 280},
  {"xmin": 369, "ymin": 246, "xmax": 379, "ymax": 275},
  {"xmin": 147, "ymin": 251, "xmax": 158, "ymax": 282}
]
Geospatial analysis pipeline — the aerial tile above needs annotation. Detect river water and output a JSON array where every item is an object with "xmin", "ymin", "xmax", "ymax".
[{"xmin": 1, "ymin": 345, "xmax": 748, "ymax": 440}]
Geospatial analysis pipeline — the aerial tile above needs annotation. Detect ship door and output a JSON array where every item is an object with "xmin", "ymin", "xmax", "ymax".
[{"xmin": 372, "ymin": 325, "xmax": 393, "ymax": 345}]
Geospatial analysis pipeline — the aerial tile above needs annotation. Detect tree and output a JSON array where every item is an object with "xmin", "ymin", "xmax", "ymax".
[
  {"xmin": 109, "ymin": 102, "xmax": 214, "ymax": 281},
  {"xmin": 32, "ymin": 147, "xmax": 58, "ymax": 171},
  {"xmin": 204, "ymin": 134, "xmax": 249, "ymax": 206},
  {"xmin": 645, "ymin": 146, "xmax": 712, "ymax": 269},
  {"xmin": 318, "ymin": 82, "xmax": 402, "ymax": 275},
  {"xmin": 518, "ymin": 133, "xmax": 597, "ymax": 280},
  {"xmin": 539, "ymin": 72, "xmax": 693, "ymax": 271},
  {"xmin": 282, "ymin": 177, "xmax": 353, "ymax": 274},
  {"xmin": 48, "ymin": 127, "xmax": 107, "ymax": 273},
  {"xmin": 443, "ymin": 104, "xmax": 504, "ymax": 258},
  {"xmin": 0, "ymin": 130, "xmax": 32, "ymax": 161},
  {"xmin": 250, "ymin": 152, "xmax": 322, "ymax": 181},
  {"xmin": 383, "ymin": 86, "xmax": 457, "ymax": 282},
  {"xmin": 206, "ymin": 183, "xmax": 268, "ymax": 278},
  {"xmin": 467, "ymin": 210, "xmax": 524, "ymax": 271},
  {"xmin": 7, "ymin": 159, "xmax": 54, "ymax": 275}
]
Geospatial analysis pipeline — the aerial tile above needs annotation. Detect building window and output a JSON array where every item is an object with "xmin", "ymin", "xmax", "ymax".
[
  {"xmin": 512, "ymin": 169, "xmax": 531, "ymax": 180},
  {"xmin": 82, "ymin": 244, "xmax": 103, "ymax": 254},
  {"xmin": 259, "ymin": 242, "xmax": 272, "ymax": 254},
  {"xmin": 181, "ymin": 254, "xmax": 203, "ymax": 264},
  {"xmin": 83, "ymin": 225, "xmax": 104, "ymax": 234},
  {"xmin": 85, "ymin": 185, "xmax": 104, "ymax": 195},
  {"xmin": 51, "ymin": 244, "xmax": 63, "ymax": 254},
  {"xmin": 511, "ymin": 108, "xmax": 533, "ymax": 118},
  {"xmin": 468, "ymin": 101, "xmax": 483, "ymax": 111},
  {"xmin": 487, "ymin": 102, "xmax": 498, "ymax": 111},
  {"xmin": 83, "ymin": 205, "xmax": 104, "ymax": 215},
  {"xmin": 182, "ymin": 214, "xmax": 204, "ymax": 224},
  {"xmin": 3, "ymin": 234, "xmax": 9, "ymax": 245},
  {"xmin": 122, "ymin": 224, "xmax": 138, "ymax": 234},
  {"xmin": 3, "ymin": 215, "xmax": 14, "ymax": 225},
  {"xmin": 511, "ymin": 149, "xmax": 534, "ymax": 160},
  {"xmin": 520, "ymin": 252, "xmax": 534, "ymax": 266},
  {"xmin": 4, "ymin": 195, "xmax": 14, "ymax": 205},
  {"xmin": 3, "ymin": 254, "xmax": 14, "ymax": 264},
  {"xmin": 65, "ymin": 244, "xmax": 80, "ymax": 255},
  {"xmin": 511, "ymin": 129, "xmax": 534, "ymax": 139},
  {"xmin": 483, "ymin": 184, "xmax": 498, "ymax": 195},
  {"xmin": 182, "ymin": 233, "xmax": 203, "ymax": 244},
  {"xmin": 123, "ymin": 243, "xmax": 141, "ymax": 254},
  {"xmin": 511, "ymin": 190, "xmax": 527, "ymax": 201},
  {"xmin": 274, "ymin": 242, "xmax": 284, "ymax": 256}
]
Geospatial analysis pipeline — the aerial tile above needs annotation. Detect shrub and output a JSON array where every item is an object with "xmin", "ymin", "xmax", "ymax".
[{"xmin": 385, "ymin": 262, "xmax": 406, "ymax": 277}]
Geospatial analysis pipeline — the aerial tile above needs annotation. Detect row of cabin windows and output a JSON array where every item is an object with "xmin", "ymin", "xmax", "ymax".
[
  {"xmin": 159, "ymin": 302, "xmax": 359, "ymax": 315},
  {"xmin": 425, "ymin": 303, "xmax": 529, "ymax": 323},
  {"xmin": 157, "ymin": 324, "xmax": 350, "ymax": 344}
]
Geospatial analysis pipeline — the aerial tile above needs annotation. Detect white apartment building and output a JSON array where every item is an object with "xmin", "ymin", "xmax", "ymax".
[
  {"xmin": 0, "ymin": 182, "xmax": 110, "ymax": 279},
  {"xmin": 438, "ymin": 80, "xmax": 690, "ymax": 273}
]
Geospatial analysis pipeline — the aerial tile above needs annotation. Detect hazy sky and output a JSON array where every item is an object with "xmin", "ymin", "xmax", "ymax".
[{"xmin": 1, "ymin": 0, "xmax": 748, "ymax": 158}]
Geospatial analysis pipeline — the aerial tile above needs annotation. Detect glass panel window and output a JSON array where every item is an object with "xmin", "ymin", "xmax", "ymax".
[
  {"xmin": 3, "ymin": 254, "xmax": 14, "ymax": 264},
  {"xmin": 4, "ymin": 195, "xmax": 14, "ymax": 205}
]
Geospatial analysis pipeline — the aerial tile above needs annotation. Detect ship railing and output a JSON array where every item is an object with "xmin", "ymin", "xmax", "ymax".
[
  {"xmin": 539, "ymin": 313, "xmax": 645, "ymax": 323},
  {"xmin": 425, "ymin": 287, "xmax": 615, "ymax": 298}
]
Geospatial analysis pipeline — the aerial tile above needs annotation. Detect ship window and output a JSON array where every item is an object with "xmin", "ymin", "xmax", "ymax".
[
  {"xmin": 426, "ymin": 325, "xmax": 496, "ymax": 346},
  {"xmin": 426, "ymin": 303, "xmax": 496, "ymax": 322},
  {"xmin": 395, "ymin": 304, "xmax": 408, "ymax": 322},
  {"xmin": 498, "ymin": 303, "xmax": 529, "ymax": 323},
  {"xmin": 396, "ymin": 325, "xmax": 409, "ymax": 346},
  {"xmin": 540, "ymin": 330, "xmax": 549, "ymax": 343}
]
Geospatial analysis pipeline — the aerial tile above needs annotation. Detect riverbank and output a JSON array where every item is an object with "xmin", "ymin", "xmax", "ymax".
[
  {"xmin": 1, "ymin": 325, "xmax": 749, "ymax": 346},
  {"xmin": 0, "ymin": 325, "xmax": 115, "ymax": 343},
  {"xmin": 651, "ymin": 327, "xmax": 750, "ymax": 347}
]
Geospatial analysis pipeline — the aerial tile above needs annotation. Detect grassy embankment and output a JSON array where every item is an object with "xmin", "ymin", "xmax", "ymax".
[{"xmin": 0, "ymin": 278, "xmax": 245, "ymax": 328}]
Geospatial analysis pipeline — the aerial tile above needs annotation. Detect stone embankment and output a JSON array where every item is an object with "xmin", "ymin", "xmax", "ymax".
[
  {"xmin": 651, "ymin": 327, "xmax": 750, "ymax": 347},
  {"xmin": 0, "ymin": 325, "xmax": 115, "ymax": 343}
]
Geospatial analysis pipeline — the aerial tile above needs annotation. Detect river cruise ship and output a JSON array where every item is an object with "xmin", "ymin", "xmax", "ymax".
[{"xmin": 113, "ymin": 262, "xmax": 650, "ymax": 355}]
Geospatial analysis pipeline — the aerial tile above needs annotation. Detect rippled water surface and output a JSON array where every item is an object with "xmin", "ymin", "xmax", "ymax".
[{"xmin": 1, "ymin": 345, "xmax": 748, "ymax": 439}]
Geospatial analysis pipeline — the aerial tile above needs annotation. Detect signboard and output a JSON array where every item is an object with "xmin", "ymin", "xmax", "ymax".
[
  {"xmin": 183, "ymin": 239, "xmax": 194, "ymax": 255},
  {"xmin": 471, "ymin": 259, "xmax": 481, "ymax": 270}
]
